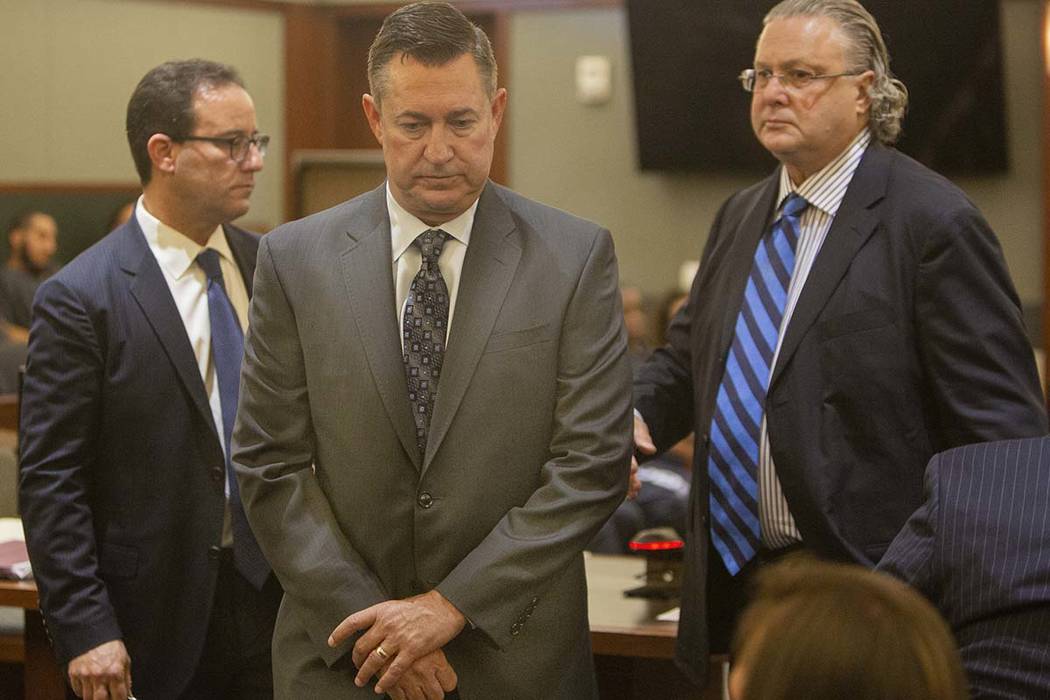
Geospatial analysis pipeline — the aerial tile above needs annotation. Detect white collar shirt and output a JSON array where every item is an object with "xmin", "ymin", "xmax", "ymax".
[
  {"xmin": 759, "ymin": 128, "xmax": 872, "ymax": 548},
  {"xmin": 388, "ymin": 183, "xmax": 477, "ymax": 351},
  {"xmin": 136, "ymin": 196, "xmax": 250, "ymax": 544}
]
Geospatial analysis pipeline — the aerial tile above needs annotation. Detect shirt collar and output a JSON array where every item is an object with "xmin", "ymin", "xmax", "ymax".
[
  {"xmin": 777, "ymin": 128, "xmax": 872, "ymax": 218},
  {"xmin": 387, "ymin": 183, "xmax": 477, "ymax": 263},
  {"xmin": 135, "ymin": 195, "xmax": 235, "ymax": 280}
]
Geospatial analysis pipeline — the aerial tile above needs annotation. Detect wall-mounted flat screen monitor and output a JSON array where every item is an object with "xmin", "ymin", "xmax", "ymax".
[{"xmin": 626, "ymin": 1, "xmax": 1007, "ymax": 175}]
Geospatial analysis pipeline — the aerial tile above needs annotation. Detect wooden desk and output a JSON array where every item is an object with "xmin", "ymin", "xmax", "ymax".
[
  {"xmin": 3, "ymin": 556, "xmax": 717, "ymax": 700},
  {"xmin": 0, "ymin": 580, "xmax": 68, "ymax": 700},
  {"xmin": 586, "ymin": 553, "xmax": 724, "ymax": 700}
]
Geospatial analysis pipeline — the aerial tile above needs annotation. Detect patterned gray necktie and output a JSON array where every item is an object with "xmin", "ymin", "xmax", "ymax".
[{"xmin": 403, "ymin": 229, "xmax": 450, "ymax": 455}]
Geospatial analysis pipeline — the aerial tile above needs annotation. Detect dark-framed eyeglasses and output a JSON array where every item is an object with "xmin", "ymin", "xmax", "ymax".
[
  {"xmin": 738, "ymin": 67, "xmax": 863, "ymax": 93},
  {"xmin": 175, "ymin": 133, "xmax": 270, "ymax": 162}
]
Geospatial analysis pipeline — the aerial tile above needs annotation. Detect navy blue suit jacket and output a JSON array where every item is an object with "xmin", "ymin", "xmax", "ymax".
[
  {"xmin": 634, "ymin": 142, "xmax": 1048, "ymax": 686},
  {"xmin": 18, "ymin": 218, "xmax": 260, "ymax": 700},
  {"xmin": 879, "ymin": 437, "xmax": 1050, "ymax": 699}
]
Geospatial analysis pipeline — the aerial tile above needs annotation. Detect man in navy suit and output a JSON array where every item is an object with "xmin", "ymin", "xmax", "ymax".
[
  {"xmin": 631, "ymin": 0, "xmax": 1047, "ymax": 687},
  {"xmin": 19, "ymin": 59, "xmax": 278, "ymax": 700},
  {"xmin": 879, "ymin": 437, "xmax": 1050, "ymax": 699}
]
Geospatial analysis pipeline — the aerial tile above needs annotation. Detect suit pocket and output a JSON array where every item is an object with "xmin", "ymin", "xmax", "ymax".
[
  {"xmin": 484, "ymin": 323, "xmax": 553, "ymax": 354},
  {"xmin": 98, "ymin": 542, "xmax": 139, "ymax": 580},
  {"xmin": 818, "ymin": 306, "xmax": 894, "ymax": 340}
]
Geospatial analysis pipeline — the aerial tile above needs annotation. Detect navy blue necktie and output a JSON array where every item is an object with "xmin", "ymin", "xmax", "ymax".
[
  {"xmin": 197, "ymin": 248, "xmax": 270, "ymax": 590},
  {"xmin": 402, "ymin": 230, "xmax": 450, "ymax": 456},
  {"xmin": 708, "ymin": 193, "xmax": 808, "ymax": 575}
]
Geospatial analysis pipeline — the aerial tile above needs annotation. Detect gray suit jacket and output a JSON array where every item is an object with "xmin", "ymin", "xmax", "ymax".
[{"xmin": 233, "ymin": 182, "xmax": 632, "ymax": 699}]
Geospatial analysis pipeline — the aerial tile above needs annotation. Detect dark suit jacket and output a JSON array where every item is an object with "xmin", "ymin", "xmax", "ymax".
[
  {"xmin": 633, "ymin": 142, "xmax": 1048, "ymax": 686},
  {"xmin": 233, "ymin": 182, "xmax": 632, "ymax": 699},
  {"xmin": 879, "ymin": 437, "xmax": 1050, "ymax": 699},
  {"xmin": 19, "ymin": 218, "xmax": 261, "ymax": 700}
]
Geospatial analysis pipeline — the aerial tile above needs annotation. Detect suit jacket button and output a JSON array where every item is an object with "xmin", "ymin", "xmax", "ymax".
[
  {"xmin": 211, "ymin": 466, "xmax": 225, "ymax": 483},
  {"xmin": 208, "ymin": 546, "xmax": 222, "ymax": 561},
  {"xmin": 417, "ymin": 492, "xmax": 433, "ymax": 509}
]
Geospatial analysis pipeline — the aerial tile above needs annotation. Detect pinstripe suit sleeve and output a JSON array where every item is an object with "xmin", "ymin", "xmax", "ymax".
[{"xmin": 876, "ymin": 453, "xmax": 941, "ymax": 601}]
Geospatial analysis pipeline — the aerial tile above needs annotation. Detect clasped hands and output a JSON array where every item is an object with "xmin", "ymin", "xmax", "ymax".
[
  {"xmin": 329, "ymin": 589, "xmax": 465, "ymax": 699},
  {"xmin": 67, "ymin": 639, "xmax": 132, "ymax": 700}
]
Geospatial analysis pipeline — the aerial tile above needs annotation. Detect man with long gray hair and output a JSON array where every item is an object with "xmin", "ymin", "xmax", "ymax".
[{"xmin": 632, "ymin": 0, "xmax": 1046, "ymax": 688}]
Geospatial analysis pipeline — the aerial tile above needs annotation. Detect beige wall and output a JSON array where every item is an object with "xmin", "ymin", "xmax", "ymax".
[
  {"xmin": 0, "ymin": 0, "xmax": 285, "ymax": 230},
  {"xmin": 507, "ymin": 1, "xmax": 1045, "ymax": 305},
  {"xmin": 0, "ymin": 0, "xmax": 1042, "ymax": 306}
]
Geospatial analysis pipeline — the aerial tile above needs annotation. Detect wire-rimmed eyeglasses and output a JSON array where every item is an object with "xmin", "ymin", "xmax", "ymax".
[{"xmin": 738, "ymin": 67, "xmax": 863, "ymax": 93}]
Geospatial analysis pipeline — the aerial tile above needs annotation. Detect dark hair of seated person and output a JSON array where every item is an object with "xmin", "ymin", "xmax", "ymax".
[{"xmin": 729, "ymin": 556, "xmax": 968, "ymax": 700}]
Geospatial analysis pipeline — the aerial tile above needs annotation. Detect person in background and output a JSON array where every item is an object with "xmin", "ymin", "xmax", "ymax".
[
  {"xmin": 107, "ymin": 199, "xmax": 137, "ymax": 233},
  {"xmin": 19, "ymin": 59, "xmax": 277, "ymax": 700},
  {"xmin": 0, "ymin": 210, "xmax": 58, "ymax": 343},
  {"xmin": 622, "ymin": 285, "xmax": 652, "ymax": 364},
  {"xmin": 631, "ymin": 0, "xmax": 1047, "ymax": 687},
  {"xmin": 728, "ymin": 558, "xmax": 968, "ymax": 700},
  {"xmin": 878, "ymin": 436, "xmax": 1050, "ymax": 699},
  {"xmin": 591, "ymin": 289, "xmax": 693, "ymax": 554}
]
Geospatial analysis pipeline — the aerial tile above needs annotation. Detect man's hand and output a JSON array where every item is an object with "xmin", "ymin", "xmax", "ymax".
[
  {"xmin": 384, "ymin": 649, "xmax": 458, "ymax": 700},
  {"xmin": 68, "ymin": 639, "xmax": 132, "ymax": 700},
  {"xmin": 328, "ymin": 589, "xmax": 466, "ymax": 694},
  {"xmin": 630, "ymin": 413, "xmax": 656, "ymax": 499}
]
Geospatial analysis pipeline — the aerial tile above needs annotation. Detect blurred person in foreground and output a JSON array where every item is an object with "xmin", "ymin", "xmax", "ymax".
[
  {"xmin": 728, "ymin": 558, "xmax": 967, "ymax": 700},
  {"xmin": 879, "ymin": 436, "xmax": 1050, "ymax": 699}
]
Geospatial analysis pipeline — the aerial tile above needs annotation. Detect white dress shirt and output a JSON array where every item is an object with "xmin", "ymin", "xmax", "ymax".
[
  {"xmin": 136, "ymin": 196, "xmax": 250, "ymax": 545},
  {"xmin": 387, "ymin": 184, "xmax": 476, "ymax": 350},
  {"xmin": 759, "ymin": 129, "xmax": 872, "ymax": 548}
]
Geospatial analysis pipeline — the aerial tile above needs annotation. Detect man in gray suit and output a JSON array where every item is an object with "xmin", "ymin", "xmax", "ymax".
[{"xmin": 232, "ymin": 3, "xmax": 632, "ymax": 699}]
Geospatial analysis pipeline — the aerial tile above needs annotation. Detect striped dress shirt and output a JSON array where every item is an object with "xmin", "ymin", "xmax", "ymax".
[{"xmin": 759, "ymin": 128, "xmax": 872, "ymax": 549}]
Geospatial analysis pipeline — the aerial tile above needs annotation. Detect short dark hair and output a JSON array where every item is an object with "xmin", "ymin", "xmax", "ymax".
[
  {"xmin": 367, "ymin": 2, "xmax": 497, "ymax": 106},
  {"xmin": 6, "ymin": 210, "xmax": 47, "ymax": 237},
  {"xmin": 125, "ymin": 59, "xmax": 245, "ymax": 185}
]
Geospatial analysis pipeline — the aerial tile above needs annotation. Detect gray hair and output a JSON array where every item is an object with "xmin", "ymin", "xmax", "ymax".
[
  {"xmin": 765, "ymin": 0, "xmax": 908, "ymax": 145},
  {"xmin": 367, "ymin": 2, "xmax": 497, "ymax": 106}
]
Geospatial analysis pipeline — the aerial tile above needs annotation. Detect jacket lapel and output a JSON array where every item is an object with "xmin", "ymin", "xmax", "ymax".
[
  {"xmin": 224, "ymin": 224, "xmax": 258, "ymax": 296},
  {"xmin": 423, "ymin": 185, "xmax": 521, "ymax": 473},
  {"xmin": 118, "ymin": 219, "xmax": 219, "ymax": 440},
  {"xmin": 716, "ymin": 176, "xmax": 780, "ymax": 362},
  {"xmin": 339, "ymin": 189, "xmax": 422, "ymax": 470},
  {"xmin": 769, "ymin": 145, "xmax": 888, "ymax": 390}
]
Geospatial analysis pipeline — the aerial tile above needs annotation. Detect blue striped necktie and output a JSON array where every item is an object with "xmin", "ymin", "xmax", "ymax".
[
  {"xmin": 708, "ymin": 193, "xmax": 808, "ymax": 575},
  {"xmin": 197, "ymin": 248, "xmax": 270, "ymax": 590}
]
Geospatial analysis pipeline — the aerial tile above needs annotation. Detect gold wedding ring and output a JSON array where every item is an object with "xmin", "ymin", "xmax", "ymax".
[{"xmin": 375, "ymin": 645, "xmax": 390, "ymax": 660}]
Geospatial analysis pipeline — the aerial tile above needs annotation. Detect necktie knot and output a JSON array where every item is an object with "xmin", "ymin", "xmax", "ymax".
[
  {"xmin": 196, "ymin": 248, "xmax": 224, "ymax": 282},
  {"xmin": 781, "ymin": 193, "xmax": 809, "ymax": 219},
  {"xmin": 413, "ymin": 229, "xmax": 449, "ymax": 270}
]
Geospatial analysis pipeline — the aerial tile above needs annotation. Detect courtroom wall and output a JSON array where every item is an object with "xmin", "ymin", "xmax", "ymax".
[
  {"xmin": 0, "ymin": 0, "xmax": 1041, "ymax": 310},
  {"xmin": 0, "ymin": 0, "xmax": 285, "ymax": 235},
  {"xmin": 508, "ymin": 1, "xmax": 1044, "ymax": 307}
]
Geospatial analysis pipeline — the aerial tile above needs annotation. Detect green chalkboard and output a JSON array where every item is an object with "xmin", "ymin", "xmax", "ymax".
[{"xmin": 0, "ymin": 185, "xmax": 142, "ymax": 266}]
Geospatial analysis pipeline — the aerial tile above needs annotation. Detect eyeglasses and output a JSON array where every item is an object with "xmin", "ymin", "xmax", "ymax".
[
  {"xmin": 738, "ymin": 68, "xmax": 863, "ymax": 93},
  {"xmin": 175, "ymin": 133, "xmax": 270, "ymax": 162}
]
